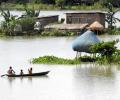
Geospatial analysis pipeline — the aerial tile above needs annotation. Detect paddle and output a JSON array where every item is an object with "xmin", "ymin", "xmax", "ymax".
[{"xmin": 1, "ymin": 74, "xmax": 7, "ymax": 77}]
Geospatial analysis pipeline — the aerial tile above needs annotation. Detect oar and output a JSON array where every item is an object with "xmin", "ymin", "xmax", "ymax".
[{"xmin": 1, "ymin": 74, "xmax": 7, "ymax": 77}]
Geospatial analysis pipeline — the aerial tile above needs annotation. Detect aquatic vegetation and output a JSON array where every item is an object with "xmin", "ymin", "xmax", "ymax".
[
  {"xmin": 32, "ymin": 40, "xmax": 120, "ymax": 65},
  {"xmin": 32, "ymin": 56, "xmax": 80, "ymax": 65},
  {"xmin": 90, "ymin": 39, "xmax": 120, "ymax": 64},
  {"xmin": 107, "ymin": 28, "xmax": 120, "ymax": 35}
]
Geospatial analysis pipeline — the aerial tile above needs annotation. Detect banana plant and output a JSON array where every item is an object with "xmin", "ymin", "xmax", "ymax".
[
  {"xmin": 21, "ymin": 4, "xmax": 40, "ymax": 18},
  {"xmin": 0, "ymin": 8, "xmax": 18, "ymax": 35}
]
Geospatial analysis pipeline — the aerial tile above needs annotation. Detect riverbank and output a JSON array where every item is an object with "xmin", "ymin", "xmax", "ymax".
[
  {"xmin": 0, "ymin": 3, "xmax": 105, "ymax": 10},
  {"xmin": 0, "ymin": 28, "xmax": 120, "ymax": 36}
]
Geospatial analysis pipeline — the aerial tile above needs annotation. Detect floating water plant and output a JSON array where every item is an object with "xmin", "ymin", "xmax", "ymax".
[{"xmin": 32, "ymin": 56, "xmax": 80, "ymax": 65}]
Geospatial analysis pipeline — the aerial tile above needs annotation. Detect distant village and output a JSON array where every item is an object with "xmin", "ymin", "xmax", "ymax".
[{"xmin": 34, "ymin": 10, "xmax": 105, "ymax": 34}]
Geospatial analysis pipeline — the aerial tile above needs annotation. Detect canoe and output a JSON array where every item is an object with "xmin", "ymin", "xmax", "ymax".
[{"xmin": 1, "ymin": 71, "xmax": 50, "ymax": 77}]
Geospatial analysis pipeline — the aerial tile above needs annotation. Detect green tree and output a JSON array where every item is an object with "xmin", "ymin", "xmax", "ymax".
[
  {"xmin": 90, "ymin": 39, "xmax": 119, "ymax": 63},
  {"xmin": 55, "ymin": 0, "xmax": 65, "ymax": 9},
  {"xmin": 0, "ymin": 8, "xmax": 18, "ymax": 35},
  {"xmin": 105, "ymin": 3, "xmax": 120, "ymax": 29},
  {"xmin": 22, "ymin": 4, "xmax": 40, "ymax": 17},
  {"xmin": 17, "ymin": 4, "xmax": 40, "ymax": 32}
]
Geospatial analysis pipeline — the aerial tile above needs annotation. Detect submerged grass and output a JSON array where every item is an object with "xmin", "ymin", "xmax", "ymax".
[{"xmin": 32, "ymin": 56, "xmax": 80, "ymax": 65}]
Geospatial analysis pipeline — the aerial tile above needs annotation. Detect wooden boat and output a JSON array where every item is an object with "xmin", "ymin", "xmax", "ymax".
[{"xmin": 1, "ymin": 71, "xmax": 50, "ymax": 77}]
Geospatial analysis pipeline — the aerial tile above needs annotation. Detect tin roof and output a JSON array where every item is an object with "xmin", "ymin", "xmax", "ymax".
[
  {"xmin": 37, "ymin": 15, "xmax": 59, "ymax": 19},
  {"xmin": 64, "ymin": 10, "xmax": 106, "ymax": 14},
  {"xmin": 44, "ymin": 23, "xmax": 88, "ymax": 30}
]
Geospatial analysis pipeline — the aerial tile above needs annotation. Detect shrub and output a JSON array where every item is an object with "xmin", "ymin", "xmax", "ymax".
[
  {"xmin": 90, "ymin": 39, "xmax": 120, "ymax": 64},
  {"xmin": 17, "ymin": 17, "xmax": 35, "ymax": 32}
]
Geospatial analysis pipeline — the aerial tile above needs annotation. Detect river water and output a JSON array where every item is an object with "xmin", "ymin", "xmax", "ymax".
[
  {"xmin": 0, "ymin": 35, "xmax": 119, "ymax": 100},
  {"xmin": 0, "ymin": 10, "xmax": 120, "ymax": 100}
]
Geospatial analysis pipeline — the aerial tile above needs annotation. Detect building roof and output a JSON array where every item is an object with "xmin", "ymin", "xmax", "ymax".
[
  {"xmin": 72, "ymin": 30, "xmax": 100, "ymax": 53},
  {"xmin": 44, "ymin": 24, "xmax": 88, "ymax": 30},
  {"xmin": 37, "ymin": 15, "xmax": 59, "ymax": 19},
  {"xmin": 64, "ymin": 10, "xmax": 106, "ymax": 14}
]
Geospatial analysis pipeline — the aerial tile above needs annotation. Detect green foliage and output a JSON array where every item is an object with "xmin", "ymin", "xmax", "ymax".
[
  {"xmin": 32, "ymin": 56, "xmax": 80, "ymax": 65},
  {"xmin": 0, "ymin": 8, "xmax": 18, "ymax": 35},
  {"xmin": 0, "ymin": 2, "xmax": 105, "ymax": 10},
  {"xmin": 90, "ymin": 39, "xmax": 120, "ymax": 64},
  {"xmin": 107, "ymin": 28, "xmax": 120, "ymax": 35},
  {"xmin": 55, "ymin": 0, "xmax": 65, "ymax": 9},
  {"xmin": 22, "ymin": 4, "xmax": 40, "ymax": 17},
  {"xmin": 17, "ymin": 17, "xmax": 35, "ymax": 32},
  {"xmin": 105, "ymin": 3, "xmax": 120, "ymax": 29},
  {"xmin": 90, "ymin": 40, "xmax": 118, "ymax": 56}
]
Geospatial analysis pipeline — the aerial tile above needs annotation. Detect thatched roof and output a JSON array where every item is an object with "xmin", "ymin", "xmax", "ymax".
[
  {"xmin": 89, "ymin": 21, "xmax": 104, "ymax": 31},
  {"xmin": 72, "ymin": 30, "xmax": 100, "ymax": 53},
  {"xmin": 44, "ymin": 24, "xmax": 88, "ymax": 30}
]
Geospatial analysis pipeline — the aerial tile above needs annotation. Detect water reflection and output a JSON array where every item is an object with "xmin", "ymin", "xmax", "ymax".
[
  {"xmin": 74, "ymin": 64, "xmax": 115, "ymax": 77},
  {"xmin": 7, "ymin": 75, "xmax": 49, "ymax": 85},
  {"xmin": 0, "ymin": 36, "xmax": 119, "ymax": 100},
  {"xmin": 73, "ymin": 64, "xmax": 117, "ymax": 100},
  {"xmin": 7, "ymin": 77, "xmax": 15, "ymax": 87}
]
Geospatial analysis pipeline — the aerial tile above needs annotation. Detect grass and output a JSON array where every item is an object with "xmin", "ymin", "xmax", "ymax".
[
  {"xmin": 0, "ymin": 3, "xmax": 59, "ymax": 10},
  {"xmin": 0, "ymin": 2, "xmax": 106, "ymax": 10}
]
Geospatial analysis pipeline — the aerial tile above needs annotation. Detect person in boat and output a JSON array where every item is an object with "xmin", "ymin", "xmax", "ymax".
[
  {"xmin": 28, "ymin": 67, "xmax": 32, "ymax": 75},
  {"xmin": 20, "ymin": 69, "xmax": 24, "ymax": 75},
  {"xmin": 7, "ymin": 66, "xmax": 15, "ymax": 75}
]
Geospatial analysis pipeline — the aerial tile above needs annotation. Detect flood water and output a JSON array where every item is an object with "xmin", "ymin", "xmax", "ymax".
[
  {"xmin": 0, "ymin": 35, "xmax": 120, "ymax": 100},
  {"xmin": 0, "ymin": 10, "xmax": 120, "ymax": 100}
]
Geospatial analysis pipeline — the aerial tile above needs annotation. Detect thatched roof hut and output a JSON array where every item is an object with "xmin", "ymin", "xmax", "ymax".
[
  {"xmin": 89, "ymin": 21, "xmax": 104, "ymax": 31},
  {"xmin": 72, "ymin": 30, "xmax": 100, "ymax": 53}
]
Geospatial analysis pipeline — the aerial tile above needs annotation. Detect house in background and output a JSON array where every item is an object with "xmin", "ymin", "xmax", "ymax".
[
  {"xmin": 36, "ymin": 15, "xmax": 58, "ymax": 28},
  {"xmin": 44, "ymin": 10, "xmax": 106, "ymax": 34},
  {"xmin": 63, "ymin": 10, "xmax": 106, "ymax": 27}
]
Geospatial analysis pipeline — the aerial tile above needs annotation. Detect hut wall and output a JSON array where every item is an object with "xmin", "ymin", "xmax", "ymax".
[
  {"xmin": 66, "ymin": 13, "xmax": 105, "ymax": 27},
  {"xmin": 37, "ymin": 16, "xmax": 58, "ymax": 28}
]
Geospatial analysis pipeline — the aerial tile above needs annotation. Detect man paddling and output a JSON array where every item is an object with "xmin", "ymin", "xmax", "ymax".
[{"xmin": 7, "ymin": 66, "xmax": 15, "ymax": 75}]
